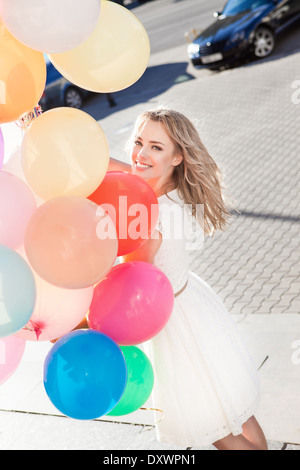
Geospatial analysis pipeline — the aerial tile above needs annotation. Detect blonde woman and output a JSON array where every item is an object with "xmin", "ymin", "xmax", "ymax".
[{"xmin": 109, "ymin": 108, "xmax": 267, "ymax": 451}]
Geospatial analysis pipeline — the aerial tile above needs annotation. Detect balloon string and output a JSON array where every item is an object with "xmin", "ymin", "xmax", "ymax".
[
  {"xmin": 16, "ymin": 105, "xmax": 43, "ymax": 131},
  {"xmin": 139, "ymin": 406, "xmax": 165, "ymax": 427}
]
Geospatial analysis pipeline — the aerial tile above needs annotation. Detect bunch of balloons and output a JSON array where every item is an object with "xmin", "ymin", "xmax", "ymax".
[
  {"xmin": 0, "ymin": 0, "xmax": 151, "ymax": 124},
  {"xmin": 0, "ymin": 1, "xmax": 175, "ymax": 421}
]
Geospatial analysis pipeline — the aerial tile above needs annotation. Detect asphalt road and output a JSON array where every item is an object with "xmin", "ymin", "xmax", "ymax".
[
  {"xmin": 128, "ymin": 0, "xmax": 223, "ymax": 54},
  {"xmin": 83, "ymin": 0, "xmax": 225, "ymax": 119},
  {"xmin": 128, "ymin": 0, "xmax": 300, "ymax": 60},
  {"xmin": 82, "ymin": 0, "xmax": 300, "ymax": 122}
]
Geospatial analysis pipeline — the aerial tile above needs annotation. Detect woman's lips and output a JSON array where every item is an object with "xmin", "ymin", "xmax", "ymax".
[{"xmin": 134, "ymin": 161, "xmax": 152, "ymax": 170}]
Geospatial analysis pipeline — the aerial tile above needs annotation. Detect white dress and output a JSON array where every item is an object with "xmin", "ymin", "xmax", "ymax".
[{"xmin": 144, "ymin": 189, "xmax": 260, "ymax": 448}]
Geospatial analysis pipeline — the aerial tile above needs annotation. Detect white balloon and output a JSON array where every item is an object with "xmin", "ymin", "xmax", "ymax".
[
  {"xmin": 0, "ymin": 0, "xmax": 101, "ymax": 53},
  {"xmin": 0, "ymin": 122, "xmax": 23, "ymax": 164},
  {"xmin": 3, "ymin": 147, "xmax": 44, "ymax": 207}
]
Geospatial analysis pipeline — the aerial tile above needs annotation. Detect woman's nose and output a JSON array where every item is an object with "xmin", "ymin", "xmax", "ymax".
[{"xmin": 137, "ymin": 147, "xmax": 147, "ymax": 159}]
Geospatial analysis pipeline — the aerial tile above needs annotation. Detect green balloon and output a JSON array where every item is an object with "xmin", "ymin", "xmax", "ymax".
[{"xmin": 107, "ymin": 345, "xmax": 154, "ymax": 416}]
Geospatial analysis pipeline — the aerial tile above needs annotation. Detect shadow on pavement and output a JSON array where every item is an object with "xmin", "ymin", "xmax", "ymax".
[
  {"xmin": 233, "ymin": 209, "xmax": 300, "ymax": 223},
  {"xmin": 80, "ymin": 20, "xmax": 300, "ymax": 118},
  {"xmin": 82, "ymin": 61, "xmax": 195, "ymax": 121}
]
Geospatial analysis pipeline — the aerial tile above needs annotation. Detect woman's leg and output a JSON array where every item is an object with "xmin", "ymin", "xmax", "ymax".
[
  {"xmin": 213, "ymin": 433, "xmax": 258, "ymax": 450},
  {"xmin": 213, "ymin": 416, "xmax": 268, "ymax": 451},
  {"xmin": 242, "ymin": 416, "xmax": 268, "ymax": 450}
]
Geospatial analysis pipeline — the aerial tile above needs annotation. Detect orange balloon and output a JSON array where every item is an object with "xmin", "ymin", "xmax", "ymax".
[
  {"xmin": 0, "ymin": 22, "xmax": 46, "ymax": 124},
  {"xmin": 24, "ymin": 196, "xmax": 118, "ymax": 289}
]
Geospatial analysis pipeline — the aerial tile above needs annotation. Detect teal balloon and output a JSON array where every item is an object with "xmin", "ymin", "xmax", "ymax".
[
  {"xmin": 108, "ymin": 345, "xmax": 154, "ymax": 416},
  {"xmin": 0, "ymin": 245, "xmax": 36, "ymax": 338},
  {"xmin": 43, "ymin": 330, "xmax": 127, "ymax": 420}
]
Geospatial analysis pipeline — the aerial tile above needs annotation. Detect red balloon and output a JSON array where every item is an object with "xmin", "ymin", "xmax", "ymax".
[
  {"xmin": 87, "ymin": 261, "xmax": 174, "ymax": 345},
  {"xmin": 88, "ymin": 171, "xmax": 159, "ymax": 256}
]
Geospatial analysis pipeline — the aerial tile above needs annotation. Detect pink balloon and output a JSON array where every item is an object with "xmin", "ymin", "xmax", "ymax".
[
  {"xmin": 0, "ymin": 128, "xmax": 4, "ymax": 169},
  {"xmin": 88, "ymin": 261, "xmax": 174, "ymax": 345},
  {"xmin": 0, "ymin": 335, "xmax": 26, "ymax": 385},
  {"xmin": 15, "ymin": 272, "xmax": 94, "ymax": 342},
  {"xmin": 0, "ymin": 171, "xmax": 36, "ymax": 249}
]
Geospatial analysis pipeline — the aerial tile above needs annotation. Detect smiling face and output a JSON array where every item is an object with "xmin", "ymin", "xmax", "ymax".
[{"xmin": 130, "ymin": 119, "xmax": 182, "ymax": 196}]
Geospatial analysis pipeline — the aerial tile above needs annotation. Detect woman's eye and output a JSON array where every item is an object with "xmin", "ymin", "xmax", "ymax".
[
  {"xmin": 134, "ymin": 140, "xmax": 142, "ymax": 146},
  {"xmin": 152, "ymin": 146, "xmax": 162, "ymax": 151}
]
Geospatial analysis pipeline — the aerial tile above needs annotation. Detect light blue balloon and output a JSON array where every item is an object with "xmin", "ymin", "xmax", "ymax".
[
  {"xmin": 0, "ymin": 244, "xmax": 36, "ymax": 338},
  {"xmin": 44, "ymin": 330, "xmax": 127, "ymax": 420}
]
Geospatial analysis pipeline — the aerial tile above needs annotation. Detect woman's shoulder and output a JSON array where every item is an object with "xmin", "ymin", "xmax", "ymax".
[
  {"xmin": 156, "ymin": 188, "xmax": 204, "ymax": 250},
  {"xmin": 156, "ymin": 189, "xmax": 186, "ymax": 237},
  {"xmin": 158, "ymin": 188, "xmax": 184, "ymax": 207}
]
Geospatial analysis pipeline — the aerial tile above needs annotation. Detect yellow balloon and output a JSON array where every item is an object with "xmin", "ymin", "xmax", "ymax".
[
  {"xmin": 21, "ymin": 107, "xmax": 109, "ymax": 200},
  {"xmin": 48, "ymin": 0, "xmax": 150, "ymax": 93}
]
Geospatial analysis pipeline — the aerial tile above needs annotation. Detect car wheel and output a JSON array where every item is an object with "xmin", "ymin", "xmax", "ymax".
[
  {"xmin": 253, "ymin": 27, "xmax": 275, "ymax": 58},
  {"xmin": 64, "ymin": 87, "xmax": 83, "ymax": 108}
]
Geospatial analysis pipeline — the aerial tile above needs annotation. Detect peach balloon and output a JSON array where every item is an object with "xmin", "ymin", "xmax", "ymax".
[
  {"xmin": 0, "ymin": 171, "xmax": 36, "ymax": 249},
  {"xmin": 48, "ymin": 0, "xmax": 150, "ymax": 93},
  {"xmin": 24, "ymin": 196, "xmax": 118, "ymax": 289},
  {"xmin": 21, "ymin": 108, "xmax": 109, "ymax": 201},
  {"xmin": 0, "ymin": 22, "xmax": 46, "ymax": 124},
  {"xmin": 15, "ymin": 272, "xmax": 94, "ymax": 342}
]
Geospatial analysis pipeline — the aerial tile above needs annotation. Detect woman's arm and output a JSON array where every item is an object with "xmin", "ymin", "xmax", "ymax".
[
  {"xmin": 109, "ymin": 157, "xmax": 132, "ymax": 173},
  {"xmin": 122, "ymin": 230, "xmax": 162, "ymax": 264}
]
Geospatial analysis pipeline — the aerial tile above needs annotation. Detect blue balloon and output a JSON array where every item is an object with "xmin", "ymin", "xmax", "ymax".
[
  {"xmin": 0, "ymin": 244, "xmax": 36, "ymax": 338},
  {"xmin": 43, "ymin": 330, "xmax": 127, "ymax": 420}
]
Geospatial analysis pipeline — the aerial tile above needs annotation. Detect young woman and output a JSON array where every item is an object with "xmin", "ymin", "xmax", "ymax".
[{"xmin": 109, "ymin": 108, "xmax": 268, "ymax": 451}]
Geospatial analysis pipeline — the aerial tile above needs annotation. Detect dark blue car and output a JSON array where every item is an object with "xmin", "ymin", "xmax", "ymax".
[
  {"xmin": 40, "ymin": 55, "xmax": 90, "ymax": 110},
  {"xmin": 188, "ymin": 0, "xmax": 300, "ymax": 69}
]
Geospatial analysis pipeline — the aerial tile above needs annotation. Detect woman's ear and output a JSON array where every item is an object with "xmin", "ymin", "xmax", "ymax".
[{"xmin": 172, "ymin": 154, "xmax": 183, "ymax": 167}]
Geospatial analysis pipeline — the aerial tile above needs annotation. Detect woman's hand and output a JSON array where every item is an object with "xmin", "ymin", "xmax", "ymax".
[
  {"xmin": 122, "ymin": 230, "xmax": 162, "ymax": 264},
  {"xmin": 50, "ymin": 316, "xmax": 89, "ymax": 344}
]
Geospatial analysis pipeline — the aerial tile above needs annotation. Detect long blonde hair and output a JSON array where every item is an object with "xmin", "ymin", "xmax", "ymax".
[{"xmin": 129, "ymin": 108, "xmax": 231, "ymax": 235}]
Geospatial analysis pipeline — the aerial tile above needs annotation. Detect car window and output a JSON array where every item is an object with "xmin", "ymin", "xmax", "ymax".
[{"xmin": 223, "ymin": 0, "xmax": 273, "ymax": 16}]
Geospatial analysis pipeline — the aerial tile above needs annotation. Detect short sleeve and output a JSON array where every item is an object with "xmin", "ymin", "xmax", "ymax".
[
  {"xmin": 155, "ymin": 193, "xmax": 204, "ymax": 250},
  {"xmin": 154, "ymin": 194, "xmax": 184, "ymax": 240}
]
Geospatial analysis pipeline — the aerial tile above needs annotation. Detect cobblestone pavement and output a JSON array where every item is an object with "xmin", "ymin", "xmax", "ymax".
[
  {"xmin": 186, "ymin": 52, "xmax": 300, "ymax": 317},
  {"xmin": 87, "ymin": 39, "xmax": 300, "ymax": 319}
]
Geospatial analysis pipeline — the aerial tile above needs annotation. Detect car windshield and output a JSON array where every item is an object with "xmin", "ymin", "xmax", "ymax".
[{"xmin": 222, "ymin": 0, "xmax": 273, "ymax": 16}]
